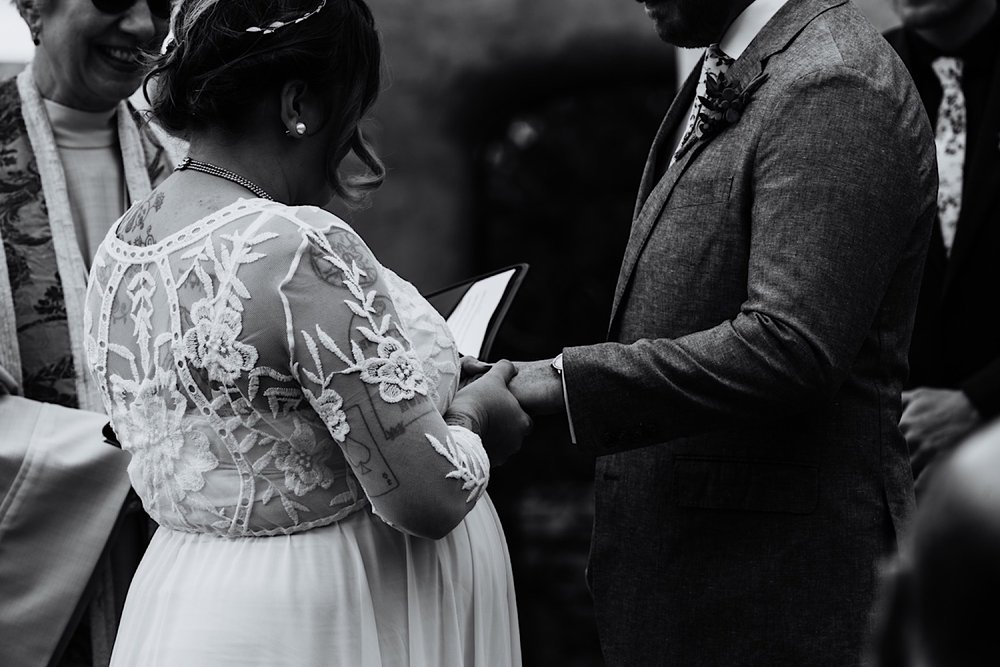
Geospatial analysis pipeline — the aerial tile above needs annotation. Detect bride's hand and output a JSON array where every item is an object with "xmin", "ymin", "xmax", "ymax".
[
  {"xmin": 446, "ymin": 360, "xmax": 532, "ymax": 466},
  {"xmin": 458, "ymin": 355, "xmax": 492, "ymax": 389}
]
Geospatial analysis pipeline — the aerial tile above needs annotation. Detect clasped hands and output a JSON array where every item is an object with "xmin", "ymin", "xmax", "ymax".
[{"xmin": 444, "ymin": 357, "xmax": 566, "ymax": 465}]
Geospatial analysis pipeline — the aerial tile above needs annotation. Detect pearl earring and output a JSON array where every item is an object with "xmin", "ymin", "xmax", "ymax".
[{"xmin": 295, "ymin": 122, "xmax": 307, "ymax": 136}]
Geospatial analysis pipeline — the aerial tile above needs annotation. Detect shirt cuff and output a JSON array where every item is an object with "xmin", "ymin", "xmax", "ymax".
[{"xmin": 560, "ymin": 368, "xmax": 578, "ymax": 444}]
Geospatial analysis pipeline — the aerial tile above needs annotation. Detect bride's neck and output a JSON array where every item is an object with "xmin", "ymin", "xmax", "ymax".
[{"xmin": 185, "ymin": 134, "xmax": 293, "ymax": 203}]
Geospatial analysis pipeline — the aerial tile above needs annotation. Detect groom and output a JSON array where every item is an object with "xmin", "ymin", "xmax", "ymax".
[{"xmin": 509, "ymin": 0, "xmax": 937, "ymax": 664}]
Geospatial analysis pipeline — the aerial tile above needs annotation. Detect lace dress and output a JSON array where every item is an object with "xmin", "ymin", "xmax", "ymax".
[{"xmin": 84, "ymin": 199, "xmax": 520, "ymax": 666}]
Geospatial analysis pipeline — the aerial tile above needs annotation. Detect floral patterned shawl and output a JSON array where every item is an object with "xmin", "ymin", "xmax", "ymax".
[{"xmin": 0, "ymin": 64, "xmax": 176, "ymax": 411}]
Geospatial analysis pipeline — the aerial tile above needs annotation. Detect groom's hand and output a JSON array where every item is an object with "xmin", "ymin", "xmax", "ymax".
[
  {"xmin": 901, "ymin": 387, "xmax": 982, "ymax": 481},
  {"xmin": 510, "ymin": 359, "xmax": 565, "ymax": 416}
]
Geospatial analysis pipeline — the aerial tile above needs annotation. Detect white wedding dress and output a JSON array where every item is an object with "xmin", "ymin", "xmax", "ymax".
[{"xmin": 84, "ymin": 199, "xmax": 520, "ymax": 666}]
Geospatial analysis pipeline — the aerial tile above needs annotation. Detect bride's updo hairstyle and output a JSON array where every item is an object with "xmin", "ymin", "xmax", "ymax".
[{"xmin": 145, "ymin": 0, "xmax": 384, "ymax": 203}]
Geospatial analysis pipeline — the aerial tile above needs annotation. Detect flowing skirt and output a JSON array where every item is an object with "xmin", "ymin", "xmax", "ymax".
[{"xmin": 110, "ymin": 495, "xmax": 520, "ymax": 666}]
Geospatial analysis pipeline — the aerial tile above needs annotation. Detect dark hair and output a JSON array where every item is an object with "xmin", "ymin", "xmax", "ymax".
[{"xmin": 145, "ymin": 0, "xmax": 384, "ymax": 203}]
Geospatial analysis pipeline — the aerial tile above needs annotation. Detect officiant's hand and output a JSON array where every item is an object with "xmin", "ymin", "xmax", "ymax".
[
  {"xmin": 902, "ymin": 387, "xmax": 983, "ymax": 480},
  {"xmin": 0, "ymin": 365, "xmax": 20, "ymax": 396},
  {"xmin": 509, "ymin": 359, "xmax": 565, "ymax": 416},
  {"xmin": 446, "ymin": 360, "xmax": 531, "ymax": 466}
]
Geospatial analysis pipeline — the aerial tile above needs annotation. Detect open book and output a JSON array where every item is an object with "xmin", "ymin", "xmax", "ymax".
[{"xmin": 423, "ymin": 264, "xmax": 529, "ymax": 360}]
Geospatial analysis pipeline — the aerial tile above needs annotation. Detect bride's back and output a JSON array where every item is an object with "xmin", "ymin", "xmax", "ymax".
[{"xmin": 86, "ymin": 198, "xmax": 459, "ymax": 537}]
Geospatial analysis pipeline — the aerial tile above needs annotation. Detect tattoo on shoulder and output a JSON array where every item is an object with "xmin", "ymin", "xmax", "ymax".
[
  {"xmin": 119, "ymin": 191, "xmax": 166, "ymax": 246},
  {"xmin": 309, "ymin": 231, "xmax": 380, "ymax": 288},
  {"xmin": 328, "ymin": 228, "xmax": 379, "ymax": 285}
]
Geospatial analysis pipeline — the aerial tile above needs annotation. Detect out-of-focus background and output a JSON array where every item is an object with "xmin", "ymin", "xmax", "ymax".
[{"xmin": 0, "ymin": 1, "xmax": 901, "ymax": 664}]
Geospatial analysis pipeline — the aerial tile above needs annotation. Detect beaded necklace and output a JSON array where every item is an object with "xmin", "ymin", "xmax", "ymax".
[{"xmin": 175, "ymin": 157, "xmax": 274, "ymax": 201}]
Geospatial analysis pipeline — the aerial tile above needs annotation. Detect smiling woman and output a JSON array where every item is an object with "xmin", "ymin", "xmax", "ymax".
[{"xmin": 0, "ymin": 1, "xmax": 178, "ymax": 666}]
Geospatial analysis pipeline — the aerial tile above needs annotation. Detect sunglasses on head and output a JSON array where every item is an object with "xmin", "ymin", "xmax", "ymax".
[{"xmin": 91, "ymin": 0, "xmax": 171, "ymax": 21}]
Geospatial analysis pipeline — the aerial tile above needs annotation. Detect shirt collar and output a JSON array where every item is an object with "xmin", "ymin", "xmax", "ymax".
[{"xmin": 720, "ymin": 0, "xmax": 791, "ymax": 59}]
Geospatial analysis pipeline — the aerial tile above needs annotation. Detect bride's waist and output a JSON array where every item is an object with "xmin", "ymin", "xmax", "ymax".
[{"xmin": 142, "ymin": 467, "xmax": 370, "ymax": 538}]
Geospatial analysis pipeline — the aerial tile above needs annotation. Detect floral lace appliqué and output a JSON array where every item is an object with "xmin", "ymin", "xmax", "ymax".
[
  {"xmin": 426, "ymin": 426, "xmax": 490, "ymax": 503},
  {"xmin": 110, "ymin": 368, "xmax": 218, "ymax": 507},
  {"xmin": 358, "ymin": 336, "xmax": 428, "ymax": 403},
  {"xmin": 185, "ymin": 298, "xmax": 258, "ymax": 384},
  {"xmin": 270, "ymin": 419, "xmax": 336, "ymax": 497},
  {"xmin": 295, "ymin": 239, "xmax": 430, "ymax": 405}
]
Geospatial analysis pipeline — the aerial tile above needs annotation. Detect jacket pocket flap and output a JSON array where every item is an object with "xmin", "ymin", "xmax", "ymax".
[
  {"xmin": 664, "ymin": 174, "xmax": 733, "ymax": 209},
  {"xmin": 673, "ymin": 456, "xmax": 818, "ymax": 515}
]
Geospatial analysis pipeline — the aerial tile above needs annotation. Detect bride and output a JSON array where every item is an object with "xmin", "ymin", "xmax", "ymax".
[{"xmin": 83, "ymin": 1, "xmax": 530, "ymax": 664}]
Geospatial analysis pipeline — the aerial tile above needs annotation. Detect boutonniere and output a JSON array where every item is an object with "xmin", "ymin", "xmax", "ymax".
[{"xmin": 680, "ymin": 71, "xmax": 769, "ymax": 157}]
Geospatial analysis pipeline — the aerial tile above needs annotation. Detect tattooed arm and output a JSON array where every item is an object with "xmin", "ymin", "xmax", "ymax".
[{"xmin": 279, "ymin": 217, "xmax": 530, "ymax": 539}]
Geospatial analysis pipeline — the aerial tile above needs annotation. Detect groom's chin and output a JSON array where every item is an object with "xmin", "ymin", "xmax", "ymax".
[{"xmin": 642, "ymin": 0, "xmax": 728, "ymax": 48}]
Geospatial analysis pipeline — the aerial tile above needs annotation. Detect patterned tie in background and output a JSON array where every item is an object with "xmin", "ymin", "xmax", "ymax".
[
  {"xmin": 931, "ymin": 56, "xmax": 966, "ymax": 256},
  {"xmin": 671, "ymin": 43, "xmax": 735, "ymax": 166}
]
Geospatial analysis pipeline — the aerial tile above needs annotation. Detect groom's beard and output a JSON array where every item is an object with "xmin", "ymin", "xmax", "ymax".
[{"xmin": 639, "ymin": 0, "xmax": 747, "ymax": 48}]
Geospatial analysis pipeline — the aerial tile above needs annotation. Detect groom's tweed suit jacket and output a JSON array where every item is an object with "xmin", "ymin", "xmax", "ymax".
[{"xmin": 562, "ymin": 0, "xmax": 937, "ymax": 664}]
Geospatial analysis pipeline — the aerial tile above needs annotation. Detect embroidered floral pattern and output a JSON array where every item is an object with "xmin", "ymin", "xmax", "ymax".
[
  {"xmin": 85, "ymin": 203, "xmax": 481, "ymax": 537},
  {"xmin": 358, "ymin": 336, "xmax": 428, "ymax": 403},
  {"xmin": 306, "ymin": 387, "xmax": 350, "ymax": 442},
  {"xmin": 185, "ymin": 298, "xmax": 258, "ymax": 384},
  {"xmin": 295, "ymin": 242, "xmax": 430, "ymax": 404},
  {"xmin": 426, "ymin": 427, "xmax": 490, "ymax": 503},
  {"xmin": 110, "ymin": 368, "xmax": 218, "ymax": 507},
  {"xmin": 270, "ymin": 420, "xmax": 336, "ymax": 497},
  {"xmin": 1, "ymin": 73, "xmax": 174, "ymax": 412}
]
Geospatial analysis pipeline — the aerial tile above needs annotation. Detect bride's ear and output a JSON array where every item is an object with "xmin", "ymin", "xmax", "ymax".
[{"xmin": 279, "ymin": 80, "xmax": 321, "ymax": 138}]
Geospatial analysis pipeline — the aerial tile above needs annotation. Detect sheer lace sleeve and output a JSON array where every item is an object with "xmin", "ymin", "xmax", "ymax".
[{"xmin": 273, "ymin": 208, "xmax": 489, "ymax": 536}]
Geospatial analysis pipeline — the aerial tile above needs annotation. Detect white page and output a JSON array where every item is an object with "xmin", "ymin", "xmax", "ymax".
[{"xmin": 445, "ymin": 269, "xmax": 517, "ymax": 357}]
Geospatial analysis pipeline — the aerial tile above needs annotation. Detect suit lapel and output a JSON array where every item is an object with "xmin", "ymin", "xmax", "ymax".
[
  {"xmin": 943, "ymin": 46, "xmax": 1000, "ymax": 294},
  {"xmin": 610, "ymin": 124, "xmax": 712, "ymax": 329},
  {"xmin": 632, "ymin": 61, "xmax": 703, "ymax": 221},
  {"xmin": 610, "ymin": 0, "xmax": 848, "ymax": 331}
]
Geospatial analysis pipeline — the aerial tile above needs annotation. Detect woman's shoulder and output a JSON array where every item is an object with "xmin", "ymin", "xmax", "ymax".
[
  {"xmin": 261, "ymin": 204, "xmax": 382, "ymax": 270},
  {"xmin": 268, "ymin": 203, "xmax": 361, "ymax": 240}
]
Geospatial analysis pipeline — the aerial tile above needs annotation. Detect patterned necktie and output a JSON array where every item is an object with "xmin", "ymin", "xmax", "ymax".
[
  {"xmin": 671, "ymin": 43, "xmax": 735, "ymax": 166},
  {"xmin": 931, "ymin": 56, "xmax": 966, "ymax": 256}
]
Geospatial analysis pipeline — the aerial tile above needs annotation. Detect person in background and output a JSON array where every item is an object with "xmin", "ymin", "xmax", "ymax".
[
  {"xmin": 0, "ymin": 1, "xmax": 172, "ymax": 665},
  {"xmin": 885, "ymin": 0, "xmax": 1000, "ymax": 493},
  {"xmin": 868, "ymin": 418, "xmax": 1000, "ymax": 667}
]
